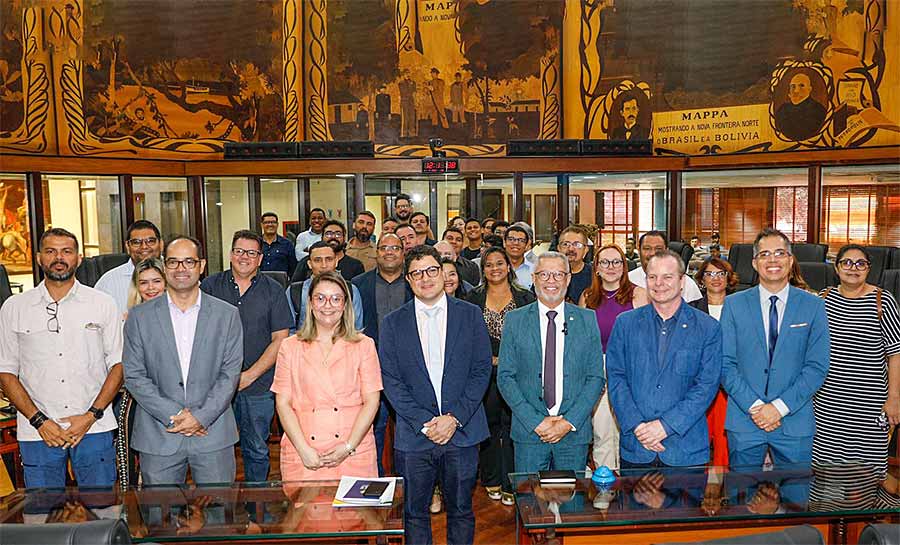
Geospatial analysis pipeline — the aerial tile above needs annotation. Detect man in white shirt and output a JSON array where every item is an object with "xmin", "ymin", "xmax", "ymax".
[
  {"xmin": 505, "ymin": 225, "xmax": 535, "ymax": 289},
  {"xmin": 294, "ymin": 207, "xmax": 326, "ymax": 261},
  {"xmin": 0, "ymin": 228, "xmax": 123, "ymax": 489},
  {"xmin": 95, "ymin": 220, "xmax": 163, "ymax": 313},
  {"xmin": 629, "ymin": 231, "xmax": 702, "ymax": 302}
]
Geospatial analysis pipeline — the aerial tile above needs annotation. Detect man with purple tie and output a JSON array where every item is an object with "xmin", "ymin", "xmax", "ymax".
[{"xmin": 497, "ymin": 251, "xmax": 605, "ymax": 473}]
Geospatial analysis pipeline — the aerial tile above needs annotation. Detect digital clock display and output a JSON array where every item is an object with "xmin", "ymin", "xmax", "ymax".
[{"xmin": 421, "ymin": 158, "xmax": 460, "ymax": 174}]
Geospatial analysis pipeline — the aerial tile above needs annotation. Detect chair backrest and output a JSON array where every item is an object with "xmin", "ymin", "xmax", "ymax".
[
  {"xmin": 858, "ymin": 524, "xmax": 900, "ymax": 545},
  {"xmin": 864, "ymin": 246, "xmax": 894, "ymax": 285},
  {"xmin": 656, "ymin": 525, "xmax": 824, "ymax": 545},
  {"xmin": 727, "ymin": 243, "xmax": 758, "ymax": 287},
  {"xmin": 891, "ymin": 247, "xmax": 900, "ymax": 270},
  {"xmin": 0, "ymin": 264, "xmax": 12, "ymax": 307},
  {"xmin": 667, "ymin": 241, "xmax": 694, "ymax": 266},
  {"xmin": 880, "ymin": 269, "xmax": 900, "ymax": 301},
  {"xmin": 261, "ymin": 270, "xmax": 289, "ymax": 289},
  {"xmin": 94, "ymin": 253, "xmax": 130, "ymax": 279},
  {"xmin": 798, "ymin": 262, "xmax": 837, "ymax": 292},
  {"xmin": 627, "ymin": 259, "xmax": 640, "ymax": 271},
  {"xmin": 75, "ymin": 257, "xmax": 99, "ymax": 286},
  {"xmin": 791, "ymin": 243, "xmax": 827, "ymax": 263},
  {"xmin": 0, "ymin": 519, "xmax": 133, "ymax": 545}
]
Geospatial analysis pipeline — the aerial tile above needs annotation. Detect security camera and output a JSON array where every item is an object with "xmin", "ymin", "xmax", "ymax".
[{"xmin": 428, "ymin": 137, "xmax": 446, "ymax": 157}]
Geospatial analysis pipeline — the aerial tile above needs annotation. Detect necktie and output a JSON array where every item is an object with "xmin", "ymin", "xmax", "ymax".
[
  {"xmin": 423, "ymin": 307, "xmax": 443, "ymax": 409},
  {"xmin": 768, "ymin": 295, "xmax": 779, "ymax": 362},
  {"xmin": 544, "ymin": 310, "xmax": 557, "ymax": 409}
]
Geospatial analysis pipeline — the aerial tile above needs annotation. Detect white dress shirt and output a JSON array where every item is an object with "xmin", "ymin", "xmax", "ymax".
[
  {"xmin": 167, "ymin": 292, "xmax": 202, "ymax": 385},
  {"xmin": 94, "ymin": 260, "xmax": 135, "ymax": 314},
  {"xmin": 294, "ymin": 228, "xmax": 323, "ymax": 261},
  {"xmin": 415, "ymin": 294, "xmax": 448, "ymax": 410},
  {"xmin": 629, "ymin": 266, "xmax": 703, "ymax": 302},
  {"xmin": 0, "ymin": 281, "xmax": 123, "ymax": 441},
  {"xmin": 537, "ymin": 299, "xmax": 565, "ymax": 416},
  {"xmin": 753, "ymin": 283, "xmax": 791, "ymax": 416},
  {"xmin": 514, "ymin": 259, "xmax": 535, "ymax": 289}
]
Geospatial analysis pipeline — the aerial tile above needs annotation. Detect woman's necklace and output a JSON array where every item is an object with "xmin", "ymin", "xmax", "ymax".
[{"xmin": 317, "ymin": 339, "xmax": 335, "ymax": 366}]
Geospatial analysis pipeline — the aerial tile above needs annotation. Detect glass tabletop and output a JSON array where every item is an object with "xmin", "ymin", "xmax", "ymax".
[
  {"xmin": 0, "ymin": 479, "xmax": 404, "ymax": 542},
  {"xmin": 511, "ymin": 463, "xmax": 900, "ymax": 529}
]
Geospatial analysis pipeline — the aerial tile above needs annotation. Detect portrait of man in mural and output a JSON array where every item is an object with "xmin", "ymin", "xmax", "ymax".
[
  {"xmin": 774, "ymin": 71, "xmax": 828, "ymax": 141},
  {"xmin": 398, "ymin": 72, "xmax": 417, "ymax": 138},
  {"xmin": 426, "ymin": 67, "xmax": 449, "ymax": 130},
  {"xmin": 450, "ymin": 72, "xmax": 466, "ymax": 125},
  {"xmin": 610, "ymin": 93, "xmax": 650, "ymax": 140}
]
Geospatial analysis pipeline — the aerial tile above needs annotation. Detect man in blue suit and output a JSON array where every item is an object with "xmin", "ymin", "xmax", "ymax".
[
  {"xmin": 607, "ymin": 250, "xmax": 722, "ymax": 468},
  {"xmin": 379, "ymin": 245, "xmax": 492, "ymax": 545},
  {"xmin": 721, "ymin": 228, "xmax": 830, "ymax": 467},
  {"xmin": 497, "ymin": 251, "xmax": 605, "ymax": 473},
  {"xmin": 352, "ymin": 233, "xmax": 413, "ymax": 475}
]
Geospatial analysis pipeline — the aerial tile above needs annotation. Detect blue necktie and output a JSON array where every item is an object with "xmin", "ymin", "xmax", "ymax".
[{"xmin": 768, "ymin": 295, "xmax": 779, "ymax": 362}]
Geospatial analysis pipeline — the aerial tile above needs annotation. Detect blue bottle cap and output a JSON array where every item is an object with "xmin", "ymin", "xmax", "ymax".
[{"xmin": 591, "ymin": 465, "xmax": 616, "ymax": 486}]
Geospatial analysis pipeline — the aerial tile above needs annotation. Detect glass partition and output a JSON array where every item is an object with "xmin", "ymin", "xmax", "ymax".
[
  {"xmin": 681, "ymin": 168, "xmax": 808, "ymax": 250},
  {"xmin": 309, "ymin": 177, "xmax": 349, "ymax": 225},
  {"xmin": 132, "ymin": 177, "xmax": 190, "ymax": 245},
  {"xmin": 43, "ymin": 174, "xmax": 120, "ymax": 258},
  {"xmin": 569, "ymin": 172, "xmax": 667, "ymax": 248},
  {"xmin": 0, "ymin": 173, "xmax": 34, "ymax": 290},
  {"xmin": 820, "ymin": 165, "xmax": 900, "ymax": 254},
  {"xmin": 261, "ymin": 178, "xmax": 300, "ymax": 238},
  {"xmin": 204, "ymin": 177, "xmax": 250, "ymax": 274}
]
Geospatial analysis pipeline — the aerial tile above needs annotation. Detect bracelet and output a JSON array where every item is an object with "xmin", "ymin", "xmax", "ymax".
[
  {"xmin": 29, "ymin": 411, "xmax": 48, "ymax": 429},
  {"xmin": 345, "ymin": 442, "xmax": 356, "ymax": 456}
]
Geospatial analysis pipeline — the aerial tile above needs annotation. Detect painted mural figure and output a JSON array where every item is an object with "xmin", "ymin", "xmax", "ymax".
[
  {"xmin": 450, "ymin": 72, "xmax": 466, "ymax": 125},
  {"xmin": 775, "ymin": 73, "xmax": 827, "ymax": 141},
  {"xmin": 610, "ymin": 96, "xmax": 650, "ymax": 140},
  {"xmin": 399, "ymin": 74, "xmax": 418, "ymax": 138},
  {"xmin": 426, "ymin": 67, "xmax": 449, "ymax": 130}
]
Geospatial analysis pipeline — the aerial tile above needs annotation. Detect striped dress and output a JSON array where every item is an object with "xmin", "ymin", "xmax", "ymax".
[{"xmin": 813, "ymin": 288, "xmax": 900, "ymax": 479}]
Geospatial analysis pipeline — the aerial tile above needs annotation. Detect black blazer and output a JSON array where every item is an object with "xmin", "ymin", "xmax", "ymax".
[
  {"xmin": 352, "ymin": 268, "xmax": 413, "ymax": 345},
  {"xmin": 466, "ymin": 284, "xmax": 536, "ymax": 356},
  {"xmin": 689, "ymin": 290, "xmax": 733, "ymax": 315}
]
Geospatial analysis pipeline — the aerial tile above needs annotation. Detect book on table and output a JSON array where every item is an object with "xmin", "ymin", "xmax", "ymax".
[
  {"xmin": 332, "ymin": 476, "xmax": 397, "ymax": 507},
  {"xmin": 538, "ymin": 470, "xmax": 577, "ymax": 487}
]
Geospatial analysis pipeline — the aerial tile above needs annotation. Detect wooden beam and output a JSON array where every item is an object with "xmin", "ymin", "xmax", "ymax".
[
  {"xmin": 298, "ymin": 177, "xmax": 311, "ymax": 231},
  {"xmin": 117, "ymin": 174, "xmax": 135, "ymax": 243},
  {"xmin": 0, "ymin": 154, "xmax": 185, "ymax": 176},
  {"xmin": 557, "ymin": 174, "xmax": 569, "ymax": 230},
  {"xmin": 248, "ymin": 176, "xmax": 262, "ymax": 230},
  {"xmin": 186, "ymin": 176, "xmax": 208, "ymax": 254},
  {"xmin": 807, "ymin": 165, "xmax": 822, "ymax": 244},
  {"xmin": 25, "ymin": 172, "xmax": 46, "ymax": 286},
  {"xmin": 513, "ymin": 172, "xmax": 524, "ymax": 223},
  {"xmin": 667, "ymin": 171, "xmax": 683, "ymax": 243}
]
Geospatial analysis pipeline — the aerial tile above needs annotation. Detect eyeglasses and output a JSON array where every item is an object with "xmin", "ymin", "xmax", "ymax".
[
  {"xmin": 754, "ymin": 249, "xmax": 791, "ymax": 260},
  {"xmin": 837, "ymin": 258, "xmax": 870, "ymax": 271},
  {"xmin": 395, "ymin": 203, "xmax": 412, "ymax": 210},
  {"xmin": 703, "ymin": 270, "xmax": 728, "ymax": 278},
  {"xmin": 407, "ymin": 265, "xmax": 442, "ymax": 280},
  {"xmin": 165, "ymin": 258, "xmax": 200, "ymax": 270},
  {"xmin": 535, "ymin": 270, "xmax": 569, "ymax": 282},
  {"xmin": 598, "ymin": 258, "xmax": 624, "ymax": 269},
  {"xmin": 261, "ymin": 220, "xmax": 278, "ymax": 225},
  {"xmin": 323, "ymin": 231, "xmax": 343, "ymax": 239},
  {"xmin": 312, "ymin": 293, "xmax": 345, "ymax": 307},
  {"xmin": 127, "ymin": 236, "xmax": 158, "ymax": 248},
  {"xmin": 377, "ymin": 244, "xmax": 403, "ymax": 252},
  {"xmin": 231, "ymin": 248, "xmax": 262, "ymax": 258},
  {"xmin": 559, "ymin": 241, "xmax": 586, "ymax": 250},
  {"xmin": 506, "ymin": 236, "xmax": 528, "ymax": 245},
  {"xmin": 46, "ymin": 301, "xmax": 59, "ymax": 334}
]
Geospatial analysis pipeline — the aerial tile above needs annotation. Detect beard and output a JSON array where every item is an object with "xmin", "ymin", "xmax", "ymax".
[
  {"xmin": 43, "ymin": 261, "xmax": 75, "ymax": 281},
  {"xmin": 534, "ymin": 283, "xmax": 565, "ymax": 307}
]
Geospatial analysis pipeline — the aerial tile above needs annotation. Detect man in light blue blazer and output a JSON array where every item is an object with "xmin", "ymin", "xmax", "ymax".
[
  {"xmin": 498, "ymin": 251, "xmax": 605, "ymax": 473},
  {"xmin": 721, "ymin": 228, "xmax": 830, "ymax": 467},
  {"xmin": 606, "ymin": 250, "xmax": 722, "ymax": 468}
]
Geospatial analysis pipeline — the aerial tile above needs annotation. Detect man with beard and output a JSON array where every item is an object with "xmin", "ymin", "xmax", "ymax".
[
  {"xmin": 291, "ymin": 220, "xmax": 365, "ymax": 283},
  {"xmin": 286, "ymin": 241, "xmax": 364, "ymax": 333},
  {"xmin": 96, "ymin": 220, "xmax": 163, "ymax": 313},
  {"xmin": 294, "ymin": 208, "xmax": 327, "ymax": 262},
  {"xmin": 0, "ymin": 228, "xmax": 123, "ymax": 488},
  {"xmin": 441, "ymin": 227, "xmax": 480, "ymax": 286},
  {"xmin": 497, "ymin": 252, "xmax": 604, "ymax": 473},
  {"xmin": 410, "ymin": 212, "xmax": 437, "ymax": 246},
  {"xmin": 775, "ymin": 73, "xmax": 827, "ymax": 141},
  {"xmin": 610, "ymin": 96, "xmax": 650, "ymax": 140},
  {"xmin": 259, "ymin": 212, "xmax": 297, "ymax": 277},
  {"xmin": 346, "ymin": 211, "xmax": 378, "ymax": 272},
  {"xmin": 394, "ymin": 194, "xmax": 414, "ymax": 223},
  {"xmin": 558, "ymin": 227, "xmax": 592, "ymax": 303},
  {"xmin": 353, "ymin": 233, "xmax": 413, "ymax": 475}
]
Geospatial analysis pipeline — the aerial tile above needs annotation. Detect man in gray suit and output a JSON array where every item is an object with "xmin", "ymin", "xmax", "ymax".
[{"xmin": 124, "ymin": 236, "xmax": 243, "ymax": 484}]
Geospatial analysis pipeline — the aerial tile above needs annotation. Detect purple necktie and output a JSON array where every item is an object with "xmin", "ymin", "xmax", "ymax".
[{"xmin": 543, "ymin": 310, "xmax": 557, "ymax": 409}]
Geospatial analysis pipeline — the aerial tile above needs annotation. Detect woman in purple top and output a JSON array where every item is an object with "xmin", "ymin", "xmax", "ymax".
[{"xmin": 579, "ymin": 244, "xmax": 647, "ymax": 470}]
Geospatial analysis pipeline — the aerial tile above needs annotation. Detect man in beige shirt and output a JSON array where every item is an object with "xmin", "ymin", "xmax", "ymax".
[{"xmin": 346, "ymin": 211, "xmax": 378, "ymax": 272}]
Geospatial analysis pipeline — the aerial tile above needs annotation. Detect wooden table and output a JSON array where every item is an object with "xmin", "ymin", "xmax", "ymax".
[
  {"xmin": 512, "ymin": 464, "xmax": 900, "ymax": 545},
  {"xmin": 0, "ymin": 414, "xmax": 23, "ymax": 490}
]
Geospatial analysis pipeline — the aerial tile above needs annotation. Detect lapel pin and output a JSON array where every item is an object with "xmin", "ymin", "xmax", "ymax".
[{"xmin": 682, "ymin": 324, "xmax": 687, "ymax": 328}]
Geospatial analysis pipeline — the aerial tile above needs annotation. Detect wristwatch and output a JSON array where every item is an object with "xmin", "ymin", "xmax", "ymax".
[
  {"xmin": 87, "ymin": 406, "xmax": 104, "ymax": 420},
  {"xmin": 29, "ymin": 410, "xmax": 48, "ymax": 429}
]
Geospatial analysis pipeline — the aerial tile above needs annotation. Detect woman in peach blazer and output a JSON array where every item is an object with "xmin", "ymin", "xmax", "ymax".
[{"xmin": 272, "ymin": 271, "xmax": 382, "ymax": 481}]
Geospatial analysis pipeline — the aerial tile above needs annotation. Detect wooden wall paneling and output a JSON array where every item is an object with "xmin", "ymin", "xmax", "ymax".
[
  {"xmin": 513, "ymin": 172, "xmax": 525, "ymax": 223},
  {"xmin": 807, "ymin": 166, "xmax": 822, "ymax": 244},
  {"xmin": 667, "ymin": 171, "xmax": 683, "ymax": 242}
]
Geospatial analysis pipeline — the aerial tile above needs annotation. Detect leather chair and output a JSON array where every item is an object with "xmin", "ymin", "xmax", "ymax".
[
  {"xmin": 627, "ymin": 259, "xmax": 640, "ymax": 272},
  {"xmin": 75, "ymin": 257, "xmax": 99, "ymax": 286},
  {"xmin": 798, "ymin": 262, "xmax": 837, "ymax": 292},
  {"xmin": 791, "ymin": 243, "xmax": 827, "ymax": 263},
  {"xmin": 859, "ymin": 524, "xmax": 900, "ymax": 545},
  {"xmin": 261, "ymin": 270, "xmax": 289, "ymax": 289},
  {"xmin": 0, "ymin": 519, "xmax": 137, "ymax": 545},
  {"xmin": 0, "ymin": 264, "xmax": 13, "ymax": 307},
  {"xmin": 656, "ymin": 525, "xmax": 824, "ymax": 545},
  {"xmin": 94, "ymin": 253, "xmax": 129, "ymax": 279},
  {"xmin": 727, "ymin": 243, "xmax": 758, "ymax": 289},
  {"xmin": 891, "ymin": 247, "xmax": 900, "ymax": 270},
  {"xmin": 668, "ymin": 241, "xmax": 694, "ymax": 267},
  {"xmin": 880, "ymin": 269, "xmax": 900, "ymax": 300},
  {"xmin": 864, "ymin": 246, "xmax": 895, "ymax": 285}
]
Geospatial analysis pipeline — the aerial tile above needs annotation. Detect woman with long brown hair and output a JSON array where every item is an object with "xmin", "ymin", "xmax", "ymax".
[{"xmin": 579, "ymin": 244, "xmax": 647, "ymax": 471}]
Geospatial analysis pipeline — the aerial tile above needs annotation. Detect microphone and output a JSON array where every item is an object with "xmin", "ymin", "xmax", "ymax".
[{"xmin": 562, "ymin": 322, "xmax": 569, "ymax": 336}]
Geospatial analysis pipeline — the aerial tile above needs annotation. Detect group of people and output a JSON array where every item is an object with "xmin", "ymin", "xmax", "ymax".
[{"xmin": 0, "ymin": 195, "xmax": 898, "ymax": 545}]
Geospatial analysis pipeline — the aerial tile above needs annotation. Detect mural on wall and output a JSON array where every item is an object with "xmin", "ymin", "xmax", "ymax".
[
  {"xmin": 0, "ymin": 179, "xmax": 31, "ymax": 275},
  {"xmin": 321, "ymin": 0, "xmax": 563, "ymax": 157}
]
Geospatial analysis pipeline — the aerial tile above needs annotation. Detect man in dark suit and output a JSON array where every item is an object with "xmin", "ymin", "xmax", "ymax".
[
  {"xmin": 497, "ymin": 251, "xmax": 605, "ymax": 473},
  {"xmin": 352, "ymin": 233, "xmax": 413, "ymax": 475},
  {"xmin": 379, "ymin": 245, "xmax": 492, "ymax": 545}
]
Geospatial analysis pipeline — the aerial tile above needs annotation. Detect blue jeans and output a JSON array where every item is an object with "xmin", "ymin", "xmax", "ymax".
[
  {"xmin": 373, "ymin": 396, "xmax": 391, "ymax": 476},
  {"xmin": 394, "ymin": 444, "xmax": 478, "ymax": 545},
  {"xmin": 19, "ymin": 431, "xmax": 116, "ymax": 489},
  {"xmin": 233, "ymin": 391, "xmax": 275, "ymax": 483}
]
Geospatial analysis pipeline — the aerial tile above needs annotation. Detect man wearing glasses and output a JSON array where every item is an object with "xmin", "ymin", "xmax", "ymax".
[
  {"xmin": 259, "ymin": 212, "xmax": 297, "ymax": 277},
  {"xmin": 497, "ymin": 252, "xmax": 604, "ymax": 473},
  {"xmin": 558, "ymin": 227, "xmax": 592, "ymax": 303},
  {"xmin": 0, "ymin": 228, "xmax": 123, "ymax": 489},
  {"xmin": 720, "ymin": 228, "xmax": 830, "ymax": 468},
  {"xmin": 352, "ymin": 233, "xmax": 413, "ymax": 475},
  {"xmin": 504, "ymin": 225, "xmax": 535, "ymax": 289},
  {"xmin": 291, "ymin": 220, "xmax": 365, "ymax": 283},
  {"xmin": 286, "ymin": 241, "xmax": 364, "ymax": 333},
  {"xmin": 200, "ymin": 230, "xmax": 292, "ymax": 483},
  {"xmin": 123, "ymin": 236, "xmax": 244, "ymax": 485},
  {"xmin": 95, "ymin": 219, "xmax": 163, "ymax": 313},
  {"xmin": 379, "ymin": 245, "xmax": 492, "ymax": 545}
]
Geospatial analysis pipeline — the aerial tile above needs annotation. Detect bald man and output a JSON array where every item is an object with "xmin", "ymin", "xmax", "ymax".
[{"xmin": 775, "ymin": 73, "xmax": 826, "ymax": 141}]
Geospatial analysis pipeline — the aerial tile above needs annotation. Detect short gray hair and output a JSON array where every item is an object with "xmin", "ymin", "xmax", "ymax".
[
  {"xmin": 646, "ymin": 249, "xmax": 685, "ymax": 276},
  {"xmin": 535, "ymin": 251, "xmax": 570, "ymax": 273}
]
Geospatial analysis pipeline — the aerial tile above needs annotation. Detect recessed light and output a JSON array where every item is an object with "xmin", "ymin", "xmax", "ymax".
[{"xmin": 336, "ymin": 174, "xmax": 355, "ymax": 178}]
